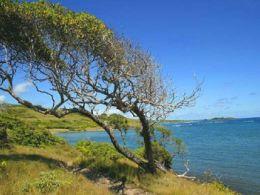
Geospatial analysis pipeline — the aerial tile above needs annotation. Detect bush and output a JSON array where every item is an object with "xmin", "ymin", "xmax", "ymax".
[
  {"xmin": 8, "ymin": 128, "xmax": 62, "ymax": 147},
  {"xmin": 34, "ymin": 171, "xmax": 65, "ymax": 193},
  {"xmin": 21, "ymin": 171, "xmax": 70, "ymax": 193},
  {"xmin": 76, "ymin": 140, "xmax": 123, "ymax": 169},
  {"xmin": 0, "ymin": 127, "xmax": 8, "ymax": 148},
  {"xmin": 0, "ymin": 113, "xmax": 62, "ymax": 147},
  {"xmin": 76, "ymin": 140, "xmax": 140, "ymax": 180},
  {"xmin": 0, "ymin": 161, "xmax": 7, "ymax": 179},
  {"xmin": 136, "ymin": 141, "xmax": 172, "ymax": 169}
]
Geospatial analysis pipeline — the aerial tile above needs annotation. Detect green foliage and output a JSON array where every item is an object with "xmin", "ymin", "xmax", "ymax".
[
  {"xmin": 211, "ymin": 181, "xmax": 237, "ymax": 194},
  {"xmin": 0, "ymin": 127, "xmax": 8, "ymax": 148},
  {"xmin": 106, "ymin": 113, "xmax": 129, "ymax": 144},
  {"xmin": 152, "ymin": 125, "xmax": 172, "ymax": 145},
  {"xmin": 136, "ymin": 141, "xmax": 173, "ymax": 169},
  {"xmin": 0, "ymin": 112, "xmax": 62, "ymax": 147},
  {"xmin": 106, "ymin": 114, "xmax": 128, "ymax": 130},
  {"xmin": 8, "ymin": 128, "xmax": 62, "ymax": 147},
  {"xmin": 76, "ymin": 140, "xmax": 141, "ymax": 181},
  {"xmin": 76, "ymin": 140, "xmax": 123, "ymax": 168},
  {"xmin": 200, "ymin": 170, "xmax": 237, "ymax": 194},
  {"xmin": 151, "ymin": 125, "xmax": 186, "ymax": 156},
  {"xmin": 0, "ymin": 0, "xmax": 113, "ymax": 66},
  {"xmin": 173, "ymin": 137, "xmax": 186, "ymax": 155},
  {"xmin": 34, "ymin": 171, "xmax": 68, "ymax": 193},
  {"xmin": 22, "ymin": 171, "xmax": 70, "ymax": 193},
  {"xmin": 0, "ymin": 161, "xmax": 7, "ymax": 179}
]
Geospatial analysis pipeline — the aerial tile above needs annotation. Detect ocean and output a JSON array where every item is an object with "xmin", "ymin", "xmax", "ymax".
[{"xmin": 57, "ymin": 117, "xmax": 260, "ymax": 194}]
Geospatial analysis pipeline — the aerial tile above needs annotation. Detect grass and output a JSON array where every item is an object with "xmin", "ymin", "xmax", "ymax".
[
  {"xmin": 138, "ymin": 173, "xmax": 237, "ymax": 195},
  {"xmin": 0, "ymin": 142, "xmax": 238, "ymax": 195},
  {"xmin": 0, "ymin": 144, "xmax": 111, "ymax": 195}
]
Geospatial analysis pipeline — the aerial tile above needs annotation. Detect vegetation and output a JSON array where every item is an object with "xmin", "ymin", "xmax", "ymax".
[
  {"xmin": 136, "ymin": 141, "xmax": 173, "ymax": 169},
  {"xmin": 209, "ymin": 117, "xmax": 236, "ymax": 121},
  {"xmin": 0, "ymin": 141, "xmax": 237, "ymax": 195},
  {"xmin": 0, "ymin": 111, "xmax": 62, "ymax": 147},
  {"xmin": 76, "ymin": 140, "xmax": 138, "ymax": 180},
  {"xmin": 0, "ymin": 145, "xmax": 111, "ymax": 195},
  {"xmin": 1, "ymin": 104, "xmax": 139, "ymax": 132}
]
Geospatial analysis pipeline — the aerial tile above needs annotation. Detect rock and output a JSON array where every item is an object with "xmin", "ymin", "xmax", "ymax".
[
  {"xmin": 79, "ymin": 168, "xmax": 90, "ymax": 174},
  {"xmin": 67, "ymin": 161, "xmax": 73, "ymax": 167}
]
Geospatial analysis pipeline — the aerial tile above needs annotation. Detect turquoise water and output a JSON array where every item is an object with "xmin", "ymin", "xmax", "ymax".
[{"xmin": 57, "ymin": 118, "xmax": 260, "ymax": 195}]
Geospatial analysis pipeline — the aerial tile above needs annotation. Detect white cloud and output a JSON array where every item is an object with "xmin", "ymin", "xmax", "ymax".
[
  {"xmin": 0, "ymin": 95, "xmax": 5, "ymax": 103},
  {"xmin": 105, "ymin": 108, "xmax": 124, "ymax": 115},
  {"xmin": 13, "ymin": 81, "xmax": 32, "ymax": 95},
  {"xmin": 94, "ymin": 107, "xmax": 129, "ymax": 117}
]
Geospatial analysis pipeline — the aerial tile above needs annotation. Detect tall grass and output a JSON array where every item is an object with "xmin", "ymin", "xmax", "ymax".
[
  {"xmin": 0, "ymin": 145, "xmax": 111, "ymax": 195},
  {"xmin": 0, "ymin": 142, "xmax": 238, "ymax": 195}
]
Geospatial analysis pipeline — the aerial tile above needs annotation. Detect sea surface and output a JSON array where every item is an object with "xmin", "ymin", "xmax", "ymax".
[{"xmin": 57, "ymin": 118, "xmax": 260, "ymax": 195}]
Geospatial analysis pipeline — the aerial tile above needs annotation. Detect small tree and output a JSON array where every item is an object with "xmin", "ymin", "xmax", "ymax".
[{"xmin": 0, "ymin": 0, "xmax": 200, "ymax": 173}]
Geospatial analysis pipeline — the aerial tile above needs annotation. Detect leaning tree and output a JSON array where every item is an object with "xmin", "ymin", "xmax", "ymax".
[{"xmin": 0, "ymin": 0, "xmax": 200, "ymax": 173}]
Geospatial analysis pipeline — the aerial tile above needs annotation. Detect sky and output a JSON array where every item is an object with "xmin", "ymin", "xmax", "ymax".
[{"xmin": 1, "ymin": 0, "xmax": 260, "ymax": 119}]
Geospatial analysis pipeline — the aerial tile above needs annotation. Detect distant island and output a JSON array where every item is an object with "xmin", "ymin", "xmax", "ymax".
[{"xmin": 209, "ymin": 117, "xmax": 236, "ymax": 121}]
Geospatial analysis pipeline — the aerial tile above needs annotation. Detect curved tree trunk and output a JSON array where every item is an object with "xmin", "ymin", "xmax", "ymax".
[
  {"xmin": 133, "ymin": 107, "xmax": 157, "ymax": 174},
  {"xmin": 141, "ymin": 125, "xmax": 157, "ymax": 173}
]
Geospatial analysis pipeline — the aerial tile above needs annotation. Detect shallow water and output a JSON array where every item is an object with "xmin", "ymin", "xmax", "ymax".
[{"xmin": 57, "ymin": 118, "xmax": 260, "ymax": 195}]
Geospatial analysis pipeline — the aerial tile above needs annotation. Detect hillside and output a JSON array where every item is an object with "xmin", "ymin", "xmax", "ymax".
[{"xmin": 2, "ymin": 104, "xmax": 140, "ymax": 132}]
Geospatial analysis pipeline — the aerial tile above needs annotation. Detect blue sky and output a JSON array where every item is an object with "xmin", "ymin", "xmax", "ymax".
[{"xmin": 1, "ymin": 0, "xmax": 260, "ymax": 119}]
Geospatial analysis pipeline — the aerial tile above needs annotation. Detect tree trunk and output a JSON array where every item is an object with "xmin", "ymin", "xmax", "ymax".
[
  {"xmin": 134, "ymin": 107, "xmax": 157, "ymax": 174},
  {"xmin": 142, "ymin": 126, "xmax": 156, "ymax": 173}
]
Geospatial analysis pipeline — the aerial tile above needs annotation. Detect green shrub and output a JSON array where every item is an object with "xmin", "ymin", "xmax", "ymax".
[
  {"xmin": 136, "ymin": 141, "xmax": 172, "ymax": 169},
  {"xmin": 106, "ymin": 114, "xmax": 128, "ymax": 130},
  {"xmin": 8, "ymin": 128, "xmax": 62, "ymax": 147},
  {"xmin": 76, "ymin": 140, "xmax": 123, "ymax": 169},
  {"xmin": 21, "ymin": 171, "xmax": 70, "ymax": 193},
  {"xmin": 0, "ymin": 127, "xmax": 8, "ymax": 148},
  {"xmin": 34, "ymin": 171, "xmax": 65, "ymax": 193},
  {"xmin": 0, "ymin": 161, "xmax": 7, "ymax": 179},
  {"xmin": 76, "ymin": 140, "xmax": 141, "ymax": 181},
  {"xmin": 0, "ymin": 113, "xmax": 62, "ymax": 147}
]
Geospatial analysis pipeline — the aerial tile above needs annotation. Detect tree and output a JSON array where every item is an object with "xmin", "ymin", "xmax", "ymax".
[{"xmin": 0, "ymin": 0, "xmax": 200, "ymax": 173}]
